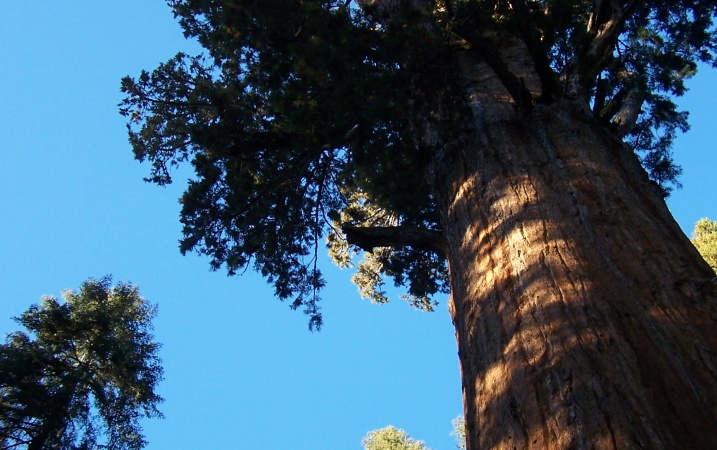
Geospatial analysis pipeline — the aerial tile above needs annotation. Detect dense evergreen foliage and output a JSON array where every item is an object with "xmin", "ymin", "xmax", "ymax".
[
  {"xmin": 0, "ymin": 278, "xmax": 163, "ymax": 450},
  {"xmin": 120, "ymin": 0, "xmax": 717, "ymax": 329}
]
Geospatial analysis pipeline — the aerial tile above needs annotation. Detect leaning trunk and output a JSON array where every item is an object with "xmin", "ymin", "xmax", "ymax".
[{"xmin": 430, "ymin": 101, "xmax": 717, "ymax": 449}]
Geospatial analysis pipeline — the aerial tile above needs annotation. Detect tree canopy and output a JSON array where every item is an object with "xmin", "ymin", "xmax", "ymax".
[
  {"xmin": 0, "ymin": 277, "xmax": 163, "ymax": 450},
  {"xmin": 120, "ymin": 0, "xmax": 717, "ymax": 329},
  {"xmin": 450, "ymin": 416, "xmax": 466, "ymax": 450},
  {"xmin": 692, "ymin": 217, "xmax": 717, "ymax": 272},
  {"xmin": 362, "ymin": 425, "xmax": 430, "ymax": 450}
]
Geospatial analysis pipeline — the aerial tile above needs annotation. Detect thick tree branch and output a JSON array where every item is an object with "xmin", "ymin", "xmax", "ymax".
[
  {"xmin": 567, "ymin": 0, "xmax": 640, "ymax": 94},
  {"xmin": 598, "ymin": 86, "xmax": 629, "ymax": 122},
  {"xmin": 342, "ymin": 224, "xmax": 445, "ymax": 256},
  {"xmin": 585, "ymin": 0, "xmax": 635, "ymax": 60},
  {"xmin": 508, "ymin": 0, "xmax": 561, "ymax": 103},
  {"xmin": 593, "ymin": 76, "xmax": 609, "ymax": 114},
  {"xmin": 596, "ymin": 69, "xmax": 644, "ymax": 136},
  {"xmin": 452, "ymin": 23, "xmax": 533, "ymax": 110}
]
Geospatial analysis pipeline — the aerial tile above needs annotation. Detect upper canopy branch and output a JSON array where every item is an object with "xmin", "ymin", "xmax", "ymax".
[
  {"xmin": 568, "ymin": 0, "xmax": 640, "ymax": 93},
  {"xmin": 508, "ymin": 0, "xmax": 561, "ymax": 103},
  {"xmin": 452, "ymin": 22, "xmax": 534, "ymax": 109},
  {"xmin": 588, "ymin": 0, "xmax": 639, "ymax": 56},
  {"xmin": 342, "ymin": 224, "xmax": 446, "ymax": 256}
]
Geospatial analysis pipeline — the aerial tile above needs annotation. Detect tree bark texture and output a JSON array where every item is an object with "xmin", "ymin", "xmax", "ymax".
[{"xmin": 430, "ymin": 101, "xmax": 717, "ymax": 449}]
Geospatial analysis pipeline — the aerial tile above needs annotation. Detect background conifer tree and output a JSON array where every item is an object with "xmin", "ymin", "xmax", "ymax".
[
  {"xmin": 0, "ymin": 277, "xmax": 163, "ymax": 450},
  {"xmin": 362, "ymin": 425, "xmax": 430, "ymax": 450},
  {"xmin": 692, "ymin": 217, "xmax": 717, "ymax": 272}
]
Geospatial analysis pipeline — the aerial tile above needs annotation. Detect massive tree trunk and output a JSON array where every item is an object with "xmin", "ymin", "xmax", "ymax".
[
  {"xmin": 429, "ymin": 100, "xmax": 717, "ymax": 449},
  {"xmin": 351, "ymin": 5, "xmax": 717, "ymax": 445}
]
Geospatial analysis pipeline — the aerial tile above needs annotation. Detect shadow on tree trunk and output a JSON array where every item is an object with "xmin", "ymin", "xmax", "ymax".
[{"xmin": 432, "ymin": 103, "xmax": 717, "ymax": 449}]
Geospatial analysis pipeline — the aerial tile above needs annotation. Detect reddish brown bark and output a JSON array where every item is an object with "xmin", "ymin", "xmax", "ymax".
[{"xmin": 430, "ymin": 101, "xmax": 717, "ymax": 449}]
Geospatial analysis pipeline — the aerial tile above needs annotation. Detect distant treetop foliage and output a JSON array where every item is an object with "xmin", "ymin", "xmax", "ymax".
[
  {"xmin": 692, "ymin": 218, "xmax": 717, "ymax": 272},
  {"xmin": 0, "ymin": 277, "xmax": 163, "ymax": 450},
  {"xmin": 362, "ymin": 425, "xmax": 431, "ymax": 450}
]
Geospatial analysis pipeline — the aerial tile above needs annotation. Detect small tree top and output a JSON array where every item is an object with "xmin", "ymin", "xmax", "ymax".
[
  {"xmin": 362, "ymin": 425, "xmax": 431, "ymax": 450},
  {"xmin": 0, "ymin": 277, "xmax": 163, "ymax": 450}
]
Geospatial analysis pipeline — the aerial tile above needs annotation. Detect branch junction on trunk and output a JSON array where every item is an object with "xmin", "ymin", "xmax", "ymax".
[{"xmin": 342, "ymin": 224, "xmax": 445, "ymax": 255}]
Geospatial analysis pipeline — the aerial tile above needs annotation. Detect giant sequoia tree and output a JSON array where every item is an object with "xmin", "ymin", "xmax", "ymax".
[{"xmin": 121, "ymin": 1, "xmax": 717, "ymax": 448}]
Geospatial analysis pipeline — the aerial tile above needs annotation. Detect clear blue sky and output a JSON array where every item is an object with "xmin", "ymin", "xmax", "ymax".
[{"xmin": 0, "ymin": 3, "xmax": 715, "ymax": 449}]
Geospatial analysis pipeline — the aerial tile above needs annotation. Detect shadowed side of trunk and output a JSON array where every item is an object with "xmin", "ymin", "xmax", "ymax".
[{"xmin": 430, "ymin": 102, "xmax": 717, "ymax": 449}]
